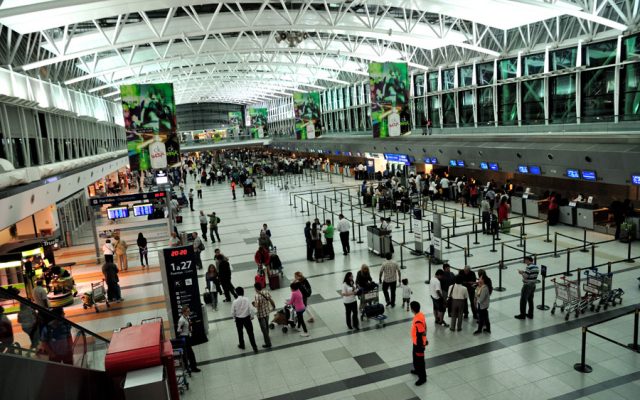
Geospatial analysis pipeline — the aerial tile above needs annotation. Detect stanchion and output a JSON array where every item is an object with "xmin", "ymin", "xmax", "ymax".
[
  {"xmin": 425, "ymin": 257, "xmax": 432, "ymax": 284},
  {"xmin": 626, "ymin": 239, "xmax": 635, "ymax": 263},
  {"xmin": 307, "ymin": 201, "xmax": 311, "ymax": 217},
  {"xmin": 446, "ymin": 227, "xmax": 451, "ymax": 249},
  {"xmin": 464, "ymin": 247, "xmax": 468, "ymax": 265},
  {"xmin": 409, "ymin": 210, "xmax": 413, "ymax": 233},
  {"xmin": 537, "ymin": 274, "xmax": 550, "ymax": 310},
  {"xmin": 473, "ymin": 215, "xmax": 479, "ymax": 245},
  {"xmin": 553, "ymin": 232, "xmax": 559, "ymax": 258},
  {"xmin": 293, "ymin": 195, "xmax": 297, "ymax": 209},
  {"xmin": 300, "ymin": 199, "xmax": 305, "ymax": 214},
  {"xmin": 400, "ymin": 244, "xmax": 405, "ymax": 270},
  {"xmin": 544, "ymin": 220, "xmax": 551, "ymax": 243},
  {"xmin": 461, "ymin": 203, "xmax": 465, "ymax": 219},
  {"xmin": 495, "ymin": 261, "xmax": 506, "ymax": 291},
  {"xmin": 357, "ymin": 203, "xmax": 364, "ymax": 244},
  {"xmin": 521, "ymin": 214, "xmax": 525, "ymax": 236},
  {"xmin": 565, "ymin": 248, "xmax": 572, "ymax": 276},
  {"xmin": 523, "ymin": 236, "xmax": 527, "ymax": 259},
  {"xmin": 289, "ymin": 192, "xmax": 292, "ymax": 206},
  {"xmin": 500, "ymin": 242, "xmax": 504, "ymax": 265},
  {"xmin": 573, "ymin": 327, "xmax": 593, "ymax": 373},
  {"xmin": 490, "ymin": 233, "xmax": 497, "ymax": 253},
  {"xmin": 581, "ymin": 229, "xmax": 589, "ymax": 253},
  {"xmin": 466, "ymin": 234, "xmax": 472, "ymax": 257},
  {"xmin": 607, "ymin": 261, "xmax": 612, "ymax": 274},
  {"xmin": 591, "ymin": 244, "xmax": 595, "ymax": 268},
  {"xmin": 628, "ymin": 307, "xmax": 640, "ymax": 352}
]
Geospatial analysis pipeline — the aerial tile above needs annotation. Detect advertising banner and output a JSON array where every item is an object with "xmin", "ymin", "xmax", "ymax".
[
  {"xmin": 248, "ymin": 108, "xmax": 268, "ymax": 138},
  {"xmin": 368, "ymin": 62, "xmax": 410, "ymax": 138},
  {"xmin": 159, "ymin": 246, "xmax": 208, "ymax": 345},
  {"xmin": 228, "ymin": 111, "xmax": 242, "ymax": 137},
  {"xmin": 294, "ymin": 92, "xmax": 321, "ymax": 140},
  {"xmin": 121, "ymin": 83, "xmax": 180, "ymax": 171}
]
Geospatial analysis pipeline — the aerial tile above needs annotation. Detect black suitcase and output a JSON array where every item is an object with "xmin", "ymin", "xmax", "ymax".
[
  {"xmin": 364, "ymin": 303, "xmax": 384, "ymax": 318},
  {"xmin": 206, "ymin": 178, "xmax": 211, "ymax": 186},
  {"xmin": 203, "ymin": 290, "xmax": 213, "ymax": 304},
  {"xmin": 176, "ymin": 215, "xmax": 183, "ymax": 223}
]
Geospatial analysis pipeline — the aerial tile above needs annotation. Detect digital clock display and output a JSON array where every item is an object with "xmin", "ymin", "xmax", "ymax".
[{"xmin": 170, "ymin": 249, "xmax": 188, "ymax": 257}]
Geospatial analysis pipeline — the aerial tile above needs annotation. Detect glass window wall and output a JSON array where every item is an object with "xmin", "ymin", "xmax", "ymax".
[
  {"xmin": 552, "ymin": 47, "xmax": 577, "ymax": 71},
  {"xmin": 621, "ymin": 63, "xmax": 640, "ymax": 121},
  {"xmin": 550, "ymin": 75, "xmax": 576, "ymax": 123},
  {"xmin": 581, "ymin": 67, "xmax": 615, "ymax": 122},
  {"xmin": 443, "ymin": 93, "xmax": 456, "ymax": 127},
  {"xmin": 521, "ymin": 79, "xmax": 544, "ymax": 124},
  {"xmin": 477, "ymin": 87, "xmax": 494, "ymax": 126},
  {"xmin": 428, "ymin": 95, "xmax": 440, "ymax": 127},
  {"xmin": 584, "ymin": 40, "xmax": 617, "ymax": 67},
  {"xmin": 499, "ymin": 58, "xmax": 518, "ymax": 80},
  {"xmin": 442, "ymin": 69, "xmax": 455, "ymax": 90},
  {"xmin": 459, "ymin": 66, "xmax": 473, "ymax": 87},
  {"xmin": 414, "ymin": 74, "xmax": 425, "ymax": 96},
  {"xmin": 427, "ymin": 72, "xmax": 438, "ymax": 92},
  {"xmin": 460, "ymin": 90, "xmax": 474, "ymax": 127},
  {"xmin": 523, "ymin": 53, "xmax": 545, "ymax": 76}
]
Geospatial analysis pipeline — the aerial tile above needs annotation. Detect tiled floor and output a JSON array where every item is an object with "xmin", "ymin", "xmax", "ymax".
[{"xmin": 9, "ymin": 169, "xmax": 640, "ymax": 399}]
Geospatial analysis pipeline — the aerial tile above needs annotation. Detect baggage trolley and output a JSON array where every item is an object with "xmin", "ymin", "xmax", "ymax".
[
  {"xmin": 81, "ymin": 280, "xmax": 110, "ymax": 313},
  {"xmin": 550, "ymin": 276, "xmax": 587, "ymax": 320},
  {"xmin": 583, "ymin": 268, "xmax": 623, "ymax": 311},
  {"xmin": 359, "ymin": 286, "xmax": 387, "ymax": 327},
  {"xmin": 170, "ymin": 338, "xmax": 190, "ymax": 394},
  {"xmin": 269, "ymin": 305, "xmax": 297, "ymax": 333}
]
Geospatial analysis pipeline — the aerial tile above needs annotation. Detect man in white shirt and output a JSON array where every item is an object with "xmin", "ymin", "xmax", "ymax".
[
  {"xmin": 336, "ymin": 214, "xmax": 351, "ymax": 255},
  {"xmin": 231, "ymin": 287, "xmax": 258, "ymax": 353},
  {"xmin": 429, "ymin": 270, "xmax": 449, "ymax": 327},
  {"xmin": 176, "ymin": 306, "xmax": 201, "ymax": 372},
  {"xmin": 440, "ymin": 176, "xmax": 450, "ymax": 201}
]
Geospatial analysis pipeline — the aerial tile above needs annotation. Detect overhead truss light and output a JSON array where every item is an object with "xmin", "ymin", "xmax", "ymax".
[{"xmin": 275, "ymin": 31, "xmax": 309, "ymax": 48}]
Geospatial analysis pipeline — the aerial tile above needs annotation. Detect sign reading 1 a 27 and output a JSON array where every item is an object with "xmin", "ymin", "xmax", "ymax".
[{"xmin": 170, "ymin": 260, "xmax": 191, "ymax": 272}]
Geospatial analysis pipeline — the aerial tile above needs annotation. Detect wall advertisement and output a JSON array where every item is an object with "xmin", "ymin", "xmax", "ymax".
[
  {"xmin": 228, "ymin": 111, "xmax": 242, "ymax": 137},
  {"xmin": 293, "ymin": 92, "xmax": 321, "ymax": 140},
  {"xmin": 121, "ymin": 83, "xmax": 180, "ymax": 171},
  {"xmin": 248, "ymin": 108, "xmax": 268, "ymax": 138},
  {"xmin": 368, "ymin": 62, "xmax": 410, "ymax": 138}
]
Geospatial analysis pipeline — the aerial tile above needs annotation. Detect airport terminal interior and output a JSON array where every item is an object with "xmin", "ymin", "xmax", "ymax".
[{"xmin": 1, "ymin": 1, "xmax": 640, "ymax": 400}]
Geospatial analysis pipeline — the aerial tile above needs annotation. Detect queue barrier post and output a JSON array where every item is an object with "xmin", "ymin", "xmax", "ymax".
[
  {"xmin": 629, "ymin": 307, "xmax": 640, "ymax": 352},
  {"xmin": 446, "ymin": 227, "xmax": 451, "ymax": 249},
  {"xmin": 553, "ymin": 232, "xmax": 559, "ymax": 258},
  {"xmin": 627, "ymin": 239, "xmax": 635, "ymax": 263},
  {"xmin": 461, "ymin": 202, "xmax": 465, "ymax": 219},
  {"xmin": 544, "ymin": 220, "xmax": 552, "ymax": 243},
  {"xmin": 573, "ymin": 327, "xmax": 593, "ymax": 373},
  {"xmin": 565, "ymin": 248, "xmax": 573, "ymax": 276},
  {"xmin": 425, "ymin": 257, "xmax": 432, "ymax": 284},
  {"xmin": 581, "ymin": 229, "xmax": 589, "ymax": 253},
  {"xmin": 607, "ymin": 262, "xmax": 612, "ymax": 275},
  {"xmin": 473, "ymin": 215, "xmax": 479, "ymax": 245},
  {"xmin": 490, "ymin": 232, "xmax": 497, "ymax": 253},
  {"xmin": 523, "ymin": 236, "xmax": 527, "ymax": 259},
  {"xmin": 591, "ymin": 244, "xmax": 595, "ymax": 269},
  {"xmin": 466, "ymin": 234, "xmax": 472, "ymax": 257},
  {"xmin": 495, "ymin": 261, "xmax": 506, "ymax": 292},
  {"xmin": 464, "ymin": 247, "xmax": 468, "ymax": 265},
  {"xmin": 537, "ymin": 268, "xmax": 550, "ymax": 311}
]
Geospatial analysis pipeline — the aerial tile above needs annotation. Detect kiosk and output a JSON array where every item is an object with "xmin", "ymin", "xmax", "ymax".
[{"xmin": 366, "ymin": 226, "xmax": 392, "ymax": 257}]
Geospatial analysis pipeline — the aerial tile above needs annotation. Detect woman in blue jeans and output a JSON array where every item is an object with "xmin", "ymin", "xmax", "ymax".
[{"xmin": 205, "ymin": 264, "xmax": 221, "ymax": 309}]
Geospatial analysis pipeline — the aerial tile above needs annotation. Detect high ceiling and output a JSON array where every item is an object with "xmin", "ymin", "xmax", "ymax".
[{"xmin": 0, "ymin": 0, "xmax": 637, "ymax": 104}]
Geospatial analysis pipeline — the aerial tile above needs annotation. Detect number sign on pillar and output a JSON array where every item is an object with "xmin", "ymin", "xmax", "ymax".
[{"xmin": 159, "ymin": 245, "xmax": 208, "ymax": 345}]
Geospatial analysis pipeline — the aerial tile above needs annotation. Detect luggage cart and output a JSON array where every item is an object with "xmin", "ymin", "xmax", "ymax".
[
  {"xmin": 583, "ymin": 268, "xmax": 623, "ymax": 311},
  {"xmin": 550, "ymin": 277, "xmax": 586, "ymax": 320},
  {"xmin": 359, "ymin": 286, "xmax": 387, "ymax": 327},
  {"xmin": 81, "ymin": 281, "xmax": 110, "ymax": 313},
  {"xmin": 269, "ymin": 305, "xmax": 297, "ymax": 333},
  {"xmin": 170, "ymin": 338, "xmax": 191, "ymax": 394}
]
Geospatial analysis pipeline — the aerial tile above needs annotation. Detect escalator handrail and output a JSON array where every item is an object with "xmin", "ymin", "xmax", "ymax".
[{"xmin": 0, "ymin": 287, "xmax": 110, "ymax": 344}]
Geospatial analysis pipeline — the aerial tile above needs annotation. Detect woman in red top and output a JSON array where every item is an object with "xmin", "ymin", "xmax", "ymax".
[
  {"xmin": 547, "ymin": 193, "xmax": 559, "ymax": 225},
  {"xmin": 497, "ymin": 197, "xmax": 510, "ymax": 225}
]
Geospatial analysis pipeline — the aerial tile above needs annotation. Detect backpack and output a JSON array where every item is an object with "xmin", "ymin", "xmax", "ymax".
[
  {"xmin": 198, "ymin": 240, "xmax": 205, "ymax": 251},
  {"xmin": 300, "ymin": 279, "xmax": 312, "ymax": 298}
]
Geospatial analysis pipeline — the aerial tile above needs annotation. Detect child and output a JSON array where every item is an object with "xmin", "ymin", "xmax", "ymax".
[{"xmin": 401, "ymin": 278, "xmax": 412, "ymax": 311}]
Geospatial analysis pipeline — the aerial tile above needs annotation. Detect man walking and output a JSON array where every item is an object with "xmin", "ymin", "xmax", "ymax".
[
  {"xmin": 216, "ymin": 253, "xmax": 237, "ymax": 302},
  {"xmin": 379, "ymin": 253, "xmax": 401, "ymax": 308},
  {"xmin": 409, "ymin": 301, "xmax": 428, "ymax": 386},
  {"xmin": 429, "ymin": 269, "xmax": 448, "ymax": 327},
  {"xmin": 515, "ymin": 256, "xmax": 539, "ymax": 319},
  {"xmin": 336, "ymin": 214, "xmax": 351, "ymax": 255},
  {"xmin": 188, "ymin": 189, "xmax": 195, "ymax": 211},
  {"xmin": 101, "ymin": 261, "xmax": 123, "ymax": 302},
  {"xmin": 231, "ymin": 287, "xmax": 259, "ymax": 353},
  {"xmin": 208, "ymin": 212, "xmax": 221, "ymax": 243},
  {"xmin": 304, "ymin": 222, "xmax": 314, "ymax": 261},
  {"xmin": 199, "ymin": 211, "xmax": 208, "ymax": 241},
  {"xmin": 253, "ymin": 282, "xmax": 275, "ymax": 349},
  {"xmin": 192, "ymin": 232, "xmax": 204, "ymax": 270},
  {"xmin": 195, "ymin": 181, "xmax": 203, "ymax": 199}
]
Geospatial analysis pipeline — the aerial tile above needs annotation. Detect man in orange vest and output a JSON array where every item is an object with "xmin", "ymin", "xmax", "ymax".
[{"xmin": 410, "ymin": 301, "xmax": 428, "ymax": 386}]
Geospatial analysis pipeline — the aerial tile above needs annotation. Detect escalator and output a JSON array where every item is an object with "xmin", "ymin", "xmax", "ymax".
[{"xmin": 0, "ymin": 287, "xmax": 113, "ymax": 400}]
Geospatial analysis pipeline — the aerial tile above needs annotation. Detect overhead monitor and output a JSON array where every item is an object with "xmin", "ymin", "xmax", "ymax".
[
  {"xmin": 456, "ymin": 160, "xmax": 465, "ymax": 167},
  {"xmin": 133, "ymin": 204, "xmax": 154, "ymax": 217},
  {"xmin": 632, "ymin": 175, "xmax": 640, "ymax": 185},
  {"xmin": 430, "ymin": 157, "xmax": 438, "ymax": 165},
  {"xmin": 107, "ymin": 207, "xmax": 130, "ymax": 220},
  {"xmin": 517, "ymin": 165, "xmax": 528, "ymax": 174},
  {"xmin": 449, "ymin": 160, "xmax": 457, "ymax": 167},
  {"xmin": 529, "ymin": 165, "xmax": 541, "ymax": 175},
  {"xmin": 479, "ymin": 162, "xmax": 489, "ymax": 170},
  {"xmin": 581, "ymin": 170, "xmax": 597, "ymax": 181},
  {"xmin": 567, "ymin": 169, "xmax": 580, "ymax": 179},
  {"xmin": 489, "ymin": 163, "xmax": 499, "ymax": 171}
]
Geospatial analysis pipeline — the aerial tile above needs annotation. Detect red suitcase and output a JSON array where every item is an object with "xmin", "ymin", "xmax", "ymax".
[{"xmin": 268, "ymin": 272, "xmax": 280, "ymax": 290}]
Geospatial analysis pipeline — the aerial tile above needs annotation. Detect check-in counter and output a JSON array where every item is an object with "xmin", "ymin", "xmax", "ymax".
[
  {"xmin": 576, "ymin": 204, "xmax": 609, "ymax": 230},
  {"xmin": 628, "ymin": 215, "xmax": 640, "ymax": 238},
  {"xmin": 559, "ymin": 205, "xmax": 577, "ymax": 226},
  {"xmin": 511, "ymin": 195, "xmax": 525, "ymax": 215},
  {"xmin": 524, "ymin": 195, "xmax": 548, "ymax": 218}
]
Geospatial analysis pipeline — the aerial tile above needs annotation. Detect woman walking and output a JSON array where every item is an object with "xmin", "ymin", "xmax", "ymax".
[
  {"xmin": 294, "ymin": 271, "xmax": 314, "ymax": 323},
  {"xmin": 310, "ymin": 223, "xmax": 323, "ymax": 262},
  {"xmin": 286, "ymin": 282, "xmax": 309, "ymax": 337},
  {"xmin": 474, "ymin": 274, "xmax": 492, "ymax": 334},
  {"xmin": 137, "ymin": 233, "xmax": 149, "ymax": 268},
  {"xmin": 341, "ymin": 272, "xmax": 359, "ymax": 331},
  {"xmin": 205, "ymin": 264, "xmax": 220, "ymax": 310}
]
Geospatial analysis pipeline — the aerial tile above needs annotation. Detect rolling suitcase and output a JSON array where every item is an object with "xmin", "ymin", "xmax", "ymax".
[
  {"xmin": 268, "ymin": 272, "xmax": 280, "ymax": 290},
  {"xmin": 203, "ymin": 290, "xmax": 213, "ymax": 304},
  {"xmin": 501, "ymin": 220, "xmax": 511, "ymax": 234}
]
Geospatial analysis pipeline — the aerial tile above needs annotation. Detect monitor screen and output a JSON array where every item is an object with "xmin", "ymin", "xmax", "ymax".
[
  {"xmin": 529, "ymin": 165, "xmax": 541, "ymax": 175},
  {"xmin": 632, "ymin": 175, "xmax": 640, "ymax": 185},
  {"xmin": 430, "ymin": 157, "xmax": 438, "ymax": 165},
  {"xmin": 489, "ymin": 163, "xmax": 499, "ymax": 171},
  {"xmin": 334, "ymin": 151, "xmax": 341, "ymax": 155},
  {"xmin": 456, "ymin": 160, "xmax": 465, "ymax": 167},
  {"xmin": 155, "ymin": 175, "xmax": 169, "ymax": 185},
  {"xmin": 517, "ymin": 165, "xmax": 528, "ymax": 174},
  {"xmin": 479, "ymin": 162, "xmax": 488, "ymax": 170},
  {"xmin": 107, "ymin": 207, "xmax": 129, "ymax": 220},
  {"xmin": 567, "ymin": 169, "xmax": 580, "ymax": 179},
  {"xmin": 133, "ymin": 204, "xmax": 154, "ymax": 217},
  {"xmin": 581, "ymin": 170, "xmax": 597, "ymax": 181},
  {"xmin": 449, "ymin": 160, "xmax": 457, "ymax": 167}
]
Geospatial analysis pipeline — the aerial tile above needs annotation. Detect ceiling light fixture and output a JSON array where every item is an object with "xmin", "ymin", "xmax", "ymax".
[{"xmin": 274, "ymin": 31, "xmax": 309, "ymax": 48}]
